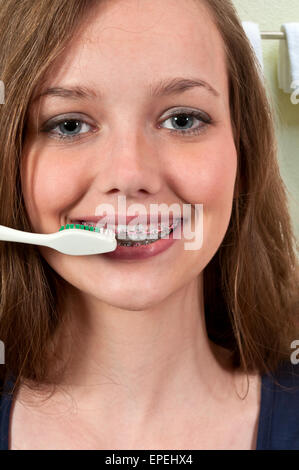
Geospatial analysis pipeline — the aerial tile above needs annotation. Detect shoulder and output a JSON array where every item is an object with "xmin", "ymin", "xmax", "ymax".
[
  {"xmin": 0, "ymin": 371, "xmax": 15, "ymax": 451},
  {"xmin": 258, "ymin": 361, "xmax": 299, "ymax": 450},
  {"xmin": 266, "ymin": 360, "xmax": 299, "ymax": 390}
]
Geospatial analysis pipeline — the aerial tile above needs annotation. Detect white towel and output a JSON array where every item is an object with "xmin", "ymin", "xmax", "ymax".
[
  {"xmin": 278, "ymin": 23, "xmax": 299, "ymax": 94},
  {"xmin": 242, "ymin": 22, "xmax": 264, "ymax": 75}
]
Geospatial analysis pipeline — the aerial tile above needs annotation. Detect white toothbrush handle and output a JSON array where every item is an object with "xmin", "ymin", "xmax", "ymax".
[
  {"xmin": 0, "ymin": 224, "xmax": 117, "ymax": 255},
  {"xmin": 0, "ymin": 224, "xmax": 52, "ymax": 246}
]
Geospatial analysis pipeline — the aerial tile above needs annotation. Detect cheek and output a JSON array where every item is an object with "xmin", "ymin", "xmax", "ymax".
[
  {"xmin": 21, "ymin": 145, "xmax": 88, "ymax": 230},
  {"xmin": 166, "ymin": 138, "xmax": 237, "ymax": 209},
  {"xmin": 164, "ymin": 136, "xmax": 237, "ymax": 259},
  {"xmin": 164, "ymin": 137, "xmax": 237, "ymax": 268}
]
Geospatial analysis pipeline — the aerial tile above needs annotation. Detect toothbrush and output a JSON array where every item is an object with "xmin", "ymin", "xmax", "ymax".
[{"xmin": 0, "ymin": 223, "xmax": 117, "ymax": 255}]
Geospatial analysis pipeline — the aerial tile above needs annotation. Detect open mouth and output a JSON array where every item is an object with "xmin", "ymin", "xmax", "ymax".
[{"xmin": 71, "ymin": 219, "xmax": 182, "ymax": 247}]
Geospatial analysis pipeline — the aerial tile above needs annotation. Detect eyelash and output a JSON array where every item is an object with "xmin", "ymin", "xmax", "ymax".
[{"xmin": 40, "ymin": 110, "xmax": 212, "ymax": 142}]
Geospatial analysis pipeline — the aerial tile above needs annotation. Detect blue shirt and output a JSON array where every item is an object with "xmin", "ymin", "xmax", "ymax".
[{"xmin": 1, "ymin": 360, "xmax": 299, "ymax": 450}]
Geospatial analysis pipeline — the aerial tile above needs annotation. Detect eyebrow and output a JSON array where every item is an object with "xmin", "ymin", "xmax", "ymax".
[
  {"xmin": 32, "ymin": 86, "xmax": 97, "ymax": 103},
  {"xmin": 149, "ymin": 77, "xmax": 220, "ymax": 98},
  {"xmin": 32, "ymin": 77, "xmax": 220, "ymax": 103}
]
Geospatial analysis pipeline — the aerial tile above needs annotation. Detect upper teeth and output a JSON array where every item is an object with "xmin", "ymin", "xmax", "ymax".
[{"xmin": 76, "ymin": 219, "xmax": 181, "ymax": 240}]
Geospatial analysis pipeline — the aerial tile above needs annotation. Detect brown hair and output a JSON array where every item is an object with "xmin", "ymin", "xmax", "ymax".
[{"xmin": 0, "ymin": 0, "xmax": 298, "ymax": 397}]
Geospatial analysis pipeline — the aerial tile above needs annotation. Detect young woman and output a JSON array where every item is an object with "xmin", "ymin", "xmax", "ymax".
[{"xmin": 0, "ymin": 0, "xmax": 298, "ymax": 450}]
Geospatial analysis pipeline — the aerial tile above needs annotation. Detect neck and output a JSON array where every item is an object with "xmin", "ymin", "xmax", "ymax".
[{"xmin": 48, "ymin": 276, "xmax": 236, "ymax": 407}]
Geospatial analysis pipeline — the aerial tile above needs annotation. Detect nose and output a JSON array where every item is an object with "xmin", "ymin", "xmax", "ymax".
[{"xmin": 94, "ymin": 127, "xmax": 163, "ymax": 199}]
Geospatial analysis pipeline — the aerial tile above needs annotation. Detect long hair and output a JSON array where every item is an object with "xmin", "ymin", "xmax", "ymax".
[{"xmin": 0, "ymin": 0, "xmax": 298, "ymax": 396}]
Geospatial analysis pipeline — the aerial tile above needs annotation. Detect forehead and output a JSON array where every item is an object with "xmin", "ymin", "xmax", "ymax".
[{"xmin": 36, "ymin": 0, "xmax": 228, "ymax": 103}]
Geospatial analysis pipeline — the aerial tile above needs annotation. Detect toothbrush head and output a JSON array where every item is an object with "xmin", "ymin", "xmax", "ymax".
[{"xmin": 51, "ymin": 224, "xmax": 117, "ymax": 255}]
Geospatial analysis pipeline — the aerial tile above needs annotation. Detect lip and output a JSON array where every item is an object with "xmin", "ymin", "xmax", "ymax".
[{"xmin": 100, "ymin": 219, "xmax": 184, "ymax": 261}]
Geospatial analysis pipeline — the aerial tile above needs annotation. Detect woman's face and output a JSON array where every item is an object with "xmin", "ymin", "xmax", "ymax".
[{"xmin": 21, "ymin": 0, "xmax": 237, "ymax": 309}]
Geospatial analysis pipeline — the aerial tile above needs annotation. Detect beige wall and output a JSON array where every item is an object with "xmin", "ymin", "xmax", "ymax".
[{"xmin": 233, "ymin": 0, "xmax": 299, "ymax": 242}]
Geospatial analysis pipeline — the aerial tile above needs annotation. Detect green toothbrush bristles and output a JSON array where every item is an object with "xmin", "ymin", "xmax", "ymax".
[{"xmin": 59, "ymin": 223, "xmax": 101, "ymax": 232}]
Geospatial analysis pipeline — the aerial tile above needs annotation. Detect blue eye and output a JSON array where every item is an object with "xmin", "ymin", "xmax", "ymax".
[
  {"xmin": 159, "ymin": 110, "xmax": 211, "ymax": 137},
  {"xmin": 41, "ymin": 116, "xmax": 94, "ymax": 141}
]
